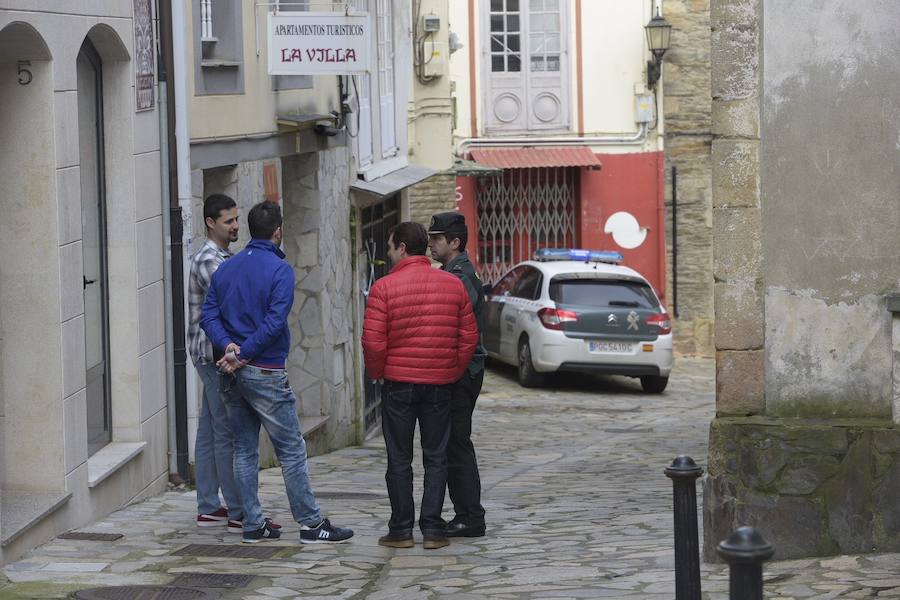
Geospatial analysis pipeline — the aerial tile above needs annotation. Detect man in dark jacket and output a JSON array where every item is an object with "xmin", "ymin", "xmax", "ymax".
[
  {"xmin": 427, "ymin": 212, "xmax": 488, "ymax": 538},
  {"xmin": 361, "ymin": 221, "xmax": 479, "ymax": 550},
  {"xmin": 201, "ymin": 201, "xmax": 353, "ymax": 545}
]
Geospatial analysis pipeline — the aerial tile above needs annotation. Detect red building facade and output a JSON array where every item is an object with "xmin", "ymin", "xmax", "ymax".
[{"xmin": 456, "ymin": 148, "xmax": 667, "ymax": 306}]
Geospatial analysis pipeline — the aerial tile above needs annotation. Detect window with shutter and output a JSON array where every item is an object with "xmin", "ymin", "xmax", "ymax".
[
  {"xmin": 376, "ymin": 0, "xmax": 397, "ymax": 157},
  {"xmin": 352, "ymin": 0, "xmax": 374, "ymax": 167}
]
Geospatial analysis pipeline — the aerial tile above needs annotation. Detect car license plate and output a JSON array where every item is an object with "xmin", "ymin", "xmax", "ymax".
[{"xmin": 588, "ymin": 341, "xmax": 633, "ymax": 353}]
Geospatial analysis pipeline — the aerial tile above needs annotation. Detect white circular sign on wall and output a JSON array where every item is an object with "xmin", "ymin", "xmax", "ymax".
[{"xmin": 604, "ymin": 211, "xmax": 648, "ymax": 250}]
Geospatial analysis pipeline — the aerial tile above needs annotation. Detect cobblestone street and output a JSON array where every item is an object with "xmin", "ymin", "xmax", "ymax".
[{"xmin": 4, "ymin": 358, "xmax": 900, "ymax": 598}]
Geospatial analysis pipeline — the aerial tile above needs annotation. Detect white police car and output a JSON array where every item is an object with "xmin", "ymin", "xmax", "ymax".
[{"xmin": 483, "ymin": 248, "xmax": 673, "ymax": 392}]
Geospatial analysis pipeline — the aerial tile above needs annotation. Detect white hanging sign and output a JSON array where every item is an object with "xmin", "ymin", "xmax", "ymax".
[{"xmin": 268, "ymin": 12, "xmax": 370, "ymax": 75}]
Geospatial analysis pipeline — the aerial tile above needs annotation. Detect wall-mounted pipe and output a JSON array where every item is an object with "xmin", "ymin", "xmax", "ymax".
[
  {"xmin": 170, "ymin": 0, "xmax": 193, "ymax": 482},
  {"xmin": 455, "ymin": 123, "xmax": 648, "ymax": 155},
  {"xmin": 156, "ymin": 0, "xmax": 179, "ymax": 477},
  {"xmin": 671, "ymin": 165, "xmax": 678, "ymax": 317}
]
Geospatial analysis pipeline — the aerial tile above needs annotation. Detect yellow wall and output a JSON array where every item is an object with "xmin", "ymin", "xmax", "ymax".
[
  {"xmin": 408, "ymin": 0, "xmax": 454, "ymax": 171},
  {"xmin": 187, "ymin": 2, "xmax": 340, "ymax": 142}
]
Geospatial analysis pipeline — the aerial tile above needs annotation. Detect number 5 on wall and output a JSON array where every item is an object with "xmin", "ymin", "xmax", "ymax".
[{"xmin": 17, "ymin": 61, "xmax": 32, "ymax": 86}]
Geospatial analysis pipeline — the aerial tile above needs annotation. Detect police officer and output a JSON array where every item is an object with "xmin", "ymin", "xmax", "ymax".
[{"xmin": 427, "ymin": 212, "xmax": 487, "ymax": 537}]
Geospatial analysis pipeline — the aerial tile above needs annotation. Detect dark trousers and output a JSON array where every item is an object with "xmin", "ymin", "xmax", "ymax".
[
  {"xmin": 381, "ymin": 380, "xmax": 451, "ymax": 536},
  {"xmin": 447, "ymin": 370, "xmax": 485, "ymax": 525}
]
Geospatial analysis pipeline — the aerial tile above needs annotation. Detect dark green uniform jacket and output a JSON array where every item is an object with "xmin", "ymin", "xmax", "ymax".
[{"xmin": 443, "ymin": 251, "xmax": 487, "ymax": 375}]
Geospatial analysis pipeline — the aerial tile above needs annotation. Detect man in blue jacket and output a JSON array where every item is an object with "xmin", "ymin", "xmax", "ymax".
[{"xmin": 201, "ymin": 201, "xmax": 353, "ymax": 545}]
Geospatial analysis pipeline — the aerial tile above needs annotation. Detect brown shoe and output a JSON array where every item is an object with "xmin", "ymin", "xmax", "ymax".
[
  {"xmin": 378, "ymin": 533, "xmax": 414, "ymax": 548},
  {"xmin": 423, "ymin": 536, "xmax": 449, "ymax": 549}
]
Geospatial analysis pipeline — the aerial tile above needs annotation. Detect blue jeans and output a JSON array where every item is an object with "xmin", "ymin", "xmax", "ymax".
[
  {"xmin": 221, "ymin": 365, "xmax": 322, "ymax": 531},
  {"xmin": 381, "ymin": 380, "xmax": 451, "ymax": 536},
  {"xmin": 194, "ymin": 361, "xmax": 242, "ymax": 516}
]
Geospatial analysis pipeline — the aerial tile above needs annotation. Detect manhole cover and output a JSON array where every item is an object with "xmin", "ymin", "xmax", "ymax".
[
  {"xmin": 59, "ymin": 532, "xmax": 123, "ymax": 542},
  {"xmin": 171, "ymin": 573, "xmax": 255, "ymax": 589},
  {"xmin": 315, "ymin": 491, "xmax": 384, "ymax": 500},
  {"xmin": 73, "ymin": 586, "xmax": 219, "ymax": 600},
  {"xmin": 172, "ymin": 544, "xmax": 281, "ymax": 559}
]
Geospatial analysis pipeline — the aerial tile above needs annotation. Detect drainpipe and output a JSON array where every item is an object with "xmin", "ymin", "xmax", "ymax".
[
  {"xmin": 671, "ymin": 165, "xmax": 678, "ymax": 317},
  {"xmin": 157, "ymin": 0, "xmax": 179, "ymax": 476},
  {"xmin": 455, "ymin": 123, "xmax": 648, "ymax": 155},
  {"xmin": 168, "ymin": 0, "xmax": 193, "ymax": 483}
]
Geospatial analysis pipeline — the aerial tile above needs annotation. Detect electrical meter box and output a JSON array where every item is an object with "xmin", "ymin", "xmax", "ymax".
[
  {"xmin": 635, "ymin": 93, "xmax": 656, "ymax": 124},
  {"xmin": 423, "ymin": 14, "xmax": 441, "ymax": 32},
  {"xmin": 423, "ymin": 41, "xmax": 446, "ymax": 78}
]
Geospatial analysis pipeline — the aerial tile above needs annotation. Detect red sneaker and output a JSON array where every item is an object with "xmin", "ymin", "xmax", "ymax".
[
  {"xmin": 196, "ymin": 507, "xmax": 228, "ymax": 527},
  {"xmin": 228, "ymin": 517, "xmax": 282, "ymax": 534}
]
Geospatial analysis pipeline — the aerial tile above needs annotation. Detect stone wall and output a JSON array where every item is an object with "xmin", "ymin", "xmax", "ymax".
[
  {"xmin": 193, "ymin": 147, "xmax": 358, "ymax": 462},
  {"xmin": 705, "ymin": 0, "xmax": 900, "ymax": 561},
  {"xmin": 192, "ymin": 161, "xmax": 270, "ymax": 254},
  {"xmin": 705, "ymin": 419, "xmax": 900, "ymax": 560},
  {"xmin": 663, "ymin": 0, "xmax": 714, "ymax": 357},
  {"xmin": 282, "ymin": 148, "xmax": 357, "ymax": 456},
  {"xmin": 709, "ymin": 0, "xmax": 763, "ymax": 416},
  {"xmin": 407, "ymin": 172, "xmax": 457, "ymax": 226}
]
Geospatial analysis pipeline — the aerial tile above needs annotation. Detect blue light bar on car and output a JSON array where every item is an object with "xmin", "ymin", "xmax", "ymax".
[{"xmin": 533, "ymin": 248, "xmax": 624, "ymax": 264}]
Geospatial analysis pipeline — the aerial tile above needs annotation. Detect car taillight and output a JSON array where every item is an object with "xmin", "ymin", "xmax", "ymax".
[
  {"xmin": 646, "ymin": 313, "xmax": 672, "ymax": 334},
  {"xmin": 538, "ymin": 308, "xmax": 578, "ymax": 330}
]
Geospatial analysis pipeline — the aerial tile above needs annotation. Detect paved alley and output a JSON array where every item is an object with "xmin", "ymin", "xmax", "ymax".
[{"xmin": 4, "ymin": 358, "xmax": 900, "ymax": 599}]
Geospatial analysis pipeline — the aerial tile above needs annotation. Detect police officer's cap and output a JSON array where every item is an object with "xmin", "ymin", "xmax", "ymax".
[{"xmin": 427, "ymin": 212, "xmax": 467, "ymax": 237}]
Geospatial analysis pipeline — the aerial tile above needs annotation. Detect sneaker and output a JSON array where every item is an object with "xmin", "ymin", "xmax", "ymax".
[
  {"xmin": 228, "ymin": 517, "xmax": 282, "ymax": 534},
  {"xmin": 299, "ymin": 518, "xmax": 354, "ymax": 544},
  {"xmin": 378, "ymin": 532, "xmax": 414, "ymax": 548},
  {"xmin": 423, "ymin": 535, "xmax": 449, "ymax": 550},
  {"xmin": 197, "ymin": 507, "xmax": 228, "ymax": 527},
  {"xmin": 241, "ymin": 521, "xmax": 282, "ymax": 544}
]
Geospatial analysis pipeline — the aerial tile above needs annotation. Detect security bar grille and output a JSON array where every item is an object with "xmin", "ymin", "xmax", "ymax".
[{"xmin": 476, "ymin": 167, "xmax": 577, "ymax": 284}]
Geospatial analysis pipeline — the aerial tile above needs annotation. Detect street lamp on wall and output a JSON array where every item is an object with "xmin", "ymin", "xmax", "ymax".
[{"xmin": 645, "ymin": 8, "xmax": 672, "ymax": 89}]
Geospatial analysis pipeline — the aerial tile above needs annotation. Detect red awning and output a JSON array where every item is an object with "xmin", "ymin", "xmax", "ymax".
[{"xmin": 469, "ymin": 146, "xmax": 602, "ymax": 170}]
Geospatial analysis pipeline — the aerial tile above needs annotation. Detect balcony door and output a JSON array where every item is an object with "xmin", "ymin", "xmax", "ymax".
[{"xmin": 484, "ymin": 0, "xmax": 569, "ymax": 133}]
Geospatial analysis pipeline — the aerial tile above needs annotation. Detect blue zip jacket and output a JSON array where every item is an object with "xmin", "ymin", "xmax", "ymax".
[{"xmin": 200, "ymin": 239, "xmax": 293, "ymax": 369}]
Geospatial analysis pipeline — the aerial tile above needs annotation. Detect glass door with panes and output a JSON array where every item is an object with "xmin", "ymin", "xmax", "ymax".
[
  {"xmin": 485, "ymin": 0, "xmax": 569, "ymax": 133},
  {"xmin": 77, "ymin": 40, "xmax": 112, "ymax": 456}
]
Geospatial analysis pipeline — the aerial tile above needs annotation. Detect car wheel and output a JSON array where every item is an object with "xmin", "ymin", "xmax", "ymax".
[
  {"xmin": 517, "ymin": 338, "xmax": 545, "ymax": 388},
  {"xmin": 640, "ymin": 375, "xmax": 669, "ymax": 394}
]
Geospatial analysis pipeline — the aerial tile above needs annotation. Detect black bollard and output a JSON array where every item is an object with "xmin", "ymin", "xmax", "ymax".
[
  {"xmin": 717, "ymin": 527, "xmax": 774, "ymax": 600},
  {"xmin": 665, "ymin": 455, "xmax": 703, "ymax": 600}
]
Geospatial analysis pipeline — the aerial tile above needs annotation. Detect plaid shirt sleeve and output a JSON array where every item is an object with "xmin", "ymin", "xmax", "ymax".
[{"xmin": 188, "ymin": 244, "xmax": 224, "ymax": 364}]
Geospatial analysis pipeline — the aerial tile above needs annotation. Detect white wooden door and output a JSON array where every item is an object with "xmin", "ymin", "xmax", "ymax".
[
  {"xmin": 484, "ymin": 0, "xmax": 569, "ymax": 133},
  {"xmin": 485, "ymin": 0, "xmax": 527, "ymax": 131},
  {"xmin": 526, "ymin": 0, "xmax": 568, "ymax": 130}
]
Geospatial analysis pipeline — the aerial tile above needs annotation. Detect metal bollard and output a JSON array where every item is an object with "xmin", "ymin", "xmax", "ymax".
[
  {"xmin": 665, "ymin": 455, "xmax": 703, "ymax": 600},
  {"xmin": 717, "ymin": 527, "xmax": 774, "ymax": 600}
]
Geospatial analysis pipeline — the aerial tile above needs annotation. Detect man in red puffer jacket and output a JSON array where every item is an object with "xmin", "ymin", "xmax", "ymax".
[{"xmin": 362, "ymin": 221, "xmax": 478, "ymax": 550}]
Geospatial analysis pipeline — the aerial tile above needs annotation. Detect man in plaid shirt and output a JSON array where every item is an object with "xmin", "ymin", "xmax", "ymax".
[{"xmin": 188, "ymin": 194, "xmax": 248, "ymax": 532}]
